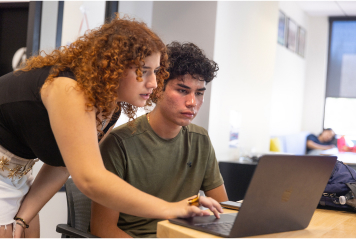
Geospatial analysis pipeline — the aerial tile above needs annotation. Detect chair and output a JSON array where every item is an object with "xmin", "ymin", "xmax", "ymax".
[
  {"xmin": 56, "ymin": 178, "xmax": 98, "ymax": 238},
  {"xmin": 219, "ymin": 161, "xmax": 257, "ymax": 201},
  {"xmin": 270, "ymin": 131, "xmax": 311, "ymax": 155}
]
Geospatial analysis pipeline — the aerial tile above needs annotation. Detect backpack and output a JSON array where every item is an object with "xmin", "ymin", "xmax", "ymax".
[{"xmin": 319, "ymin": 160, "xmax": 356, "ymax": 210}]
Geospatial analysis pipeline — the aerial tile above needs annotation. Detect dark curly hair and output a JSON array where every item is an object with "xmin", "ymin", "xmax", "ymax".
[
  {"xmin": 20, "ymin": 14, "xmax": 169, "ymax": 132},
  {"xmin": 162, "ymin": 41, "xmax": 218, "ymax": 91}
]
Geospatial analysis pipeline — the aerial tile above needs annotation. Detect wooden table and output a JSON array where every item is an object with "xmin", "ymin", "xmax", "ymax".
[{"xmin": 157, "ymin": 208, "xmax": 356, "ymax": 238}]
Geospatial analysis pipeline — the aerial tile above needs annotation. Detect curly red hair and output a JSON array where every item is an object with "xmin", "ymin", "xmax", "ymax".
[{"xmin": 21, "ymin": 15, "xmax": 168, "ymax": 130}]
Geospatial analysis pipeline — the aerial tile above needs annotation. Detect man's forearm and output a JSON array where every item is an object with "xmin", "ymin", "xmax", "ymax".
[
  {"xmin": 91, "ymin": 201, "xmax": 132, "ymax": 238},
  {"xmin": 92, "ymin": 223, "xmax": 132, "ymax": 238},
  {"xmin": 307, "ymin": 140, "xmax": 334, "ymax": 150},
  {"xmin": 205, "ymin": 185, "xmax": 229, "ymax": 202}
]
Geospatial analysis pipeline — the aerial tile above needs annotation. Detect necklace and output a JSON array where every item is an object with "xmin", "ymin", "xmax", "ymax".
[{"xmin": 147, "ymin": 113, "xmax": 150, "ymax": 122}]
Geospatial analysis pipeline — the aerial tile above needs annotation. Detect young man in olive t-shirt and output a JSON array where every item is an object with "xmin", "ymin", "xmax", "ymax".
[{"xmin": 91, "ymin": 42, "xmax": 228, "ymax": 238}]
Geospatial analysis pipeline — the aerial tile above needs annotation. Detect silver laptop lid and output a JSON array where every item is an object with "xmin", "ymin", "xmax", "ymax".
[{"xmin": 231, "ymin": 154, "xmax": 336, "ymax": 237}]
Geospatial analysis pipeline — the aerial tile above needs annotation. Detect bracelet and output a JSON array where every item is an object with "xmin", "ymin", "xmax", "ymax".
[
  {"xmin": 14, "ymin": 217, "xmax": 29, "ymax": 228},
  {"xmin": 16, "ymin": 222, "xmax": 26, "ymax": 229}
]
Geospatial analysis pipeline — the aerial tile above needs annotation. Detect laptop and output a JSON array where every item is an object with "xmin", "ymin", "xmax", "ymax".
[{"xmin": 169, "ymin": 154, "xmax": 337, "ymax": 237}]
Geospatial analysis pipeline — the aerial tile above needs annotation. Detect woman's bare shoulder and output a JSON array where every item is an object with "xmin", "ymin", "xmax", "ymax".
[{"xmin": 41, "ymin": 77, "xmax": 83, "ymax": 107}]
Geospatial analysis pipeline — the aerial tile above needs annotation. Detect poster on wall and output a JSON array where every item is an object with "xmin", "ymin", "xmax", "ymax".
[
  {"xmin": 287, "ymin": 18, "xmax": 298, "ymax": 52},
  {"xmin": 297, "ymin": 27, "xmax": 306, "ymax": 57},
  {"xmin": 277, "ymin": 10, "xmax": 286, "ymax": 46},
  {"xmin": 229, "ymin": 110, "xmax": 241, "ymax": 148}
]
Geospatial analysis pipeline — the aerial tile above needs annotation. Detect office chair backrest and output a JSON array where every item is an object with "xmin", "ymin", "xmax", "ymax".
[
  {"xmin": 219, "ymin": 161, "xmax": 256, "ymax": 201},
  {"xmin": 65, "ymin": 178, "xmax": 92, "ymax": 234}
]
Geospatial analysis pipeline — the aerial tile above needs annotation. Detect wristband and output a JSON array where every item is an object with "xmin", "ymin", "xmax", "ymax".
[{"xmin": 14, "ymin": 217, "xmax": 29, "ymax": 228}]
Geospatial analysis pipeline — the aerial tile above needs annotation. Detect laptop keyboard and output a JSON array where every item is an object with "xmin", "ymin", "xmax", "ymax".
[{"xmin": 194, "ymin": 222, "xmax": 233, "ymax": 233}]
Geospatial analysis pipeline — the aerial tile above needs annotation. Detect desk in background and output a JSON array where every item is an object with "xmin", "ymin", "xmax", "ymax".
[
  {"xmin": 218, "ymin": 161, "xmax": 256, "ymax": 201},
  {"xmin": 157, "ymin": 208, "xmax": 356, "ymax": 238},
  {"xmin": 220, "ymin": 154, "xmax": 356, "ymax": 202},
  {"xmin": 336, "ymin": 152, "xmax": 356, "ymax": 170},
  {"xmin": 313, "ymin": 151, "xmax": 356, "ymax": 170},
  {"xmin": 309, "ymin": 148, "xmax": 356, "ymax": 166}
]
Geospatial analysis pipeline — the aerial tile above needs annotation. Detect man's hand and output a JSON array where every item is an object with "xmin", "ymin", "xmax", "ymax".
[
  {"xmin": 325, "ymin": 145, "xmax": 335, "ymax": 150},
  {"xmin": 198, "ymin": 195, "xmax": 224, "ymax": 218},
  {"xmin": 167, "ymin": 195, "xmax": 223, "ymax": 219}
]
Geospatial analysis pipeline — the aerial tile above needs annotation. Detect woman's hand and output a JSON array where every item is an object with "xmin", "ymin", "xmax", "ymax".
[
  {"xmin": 13, "ymin": 222, "xmax": 24, "ymax": 238},
  {"xmin": 166, "ymin": 195, "xmax": 223, "ymax": 219}
]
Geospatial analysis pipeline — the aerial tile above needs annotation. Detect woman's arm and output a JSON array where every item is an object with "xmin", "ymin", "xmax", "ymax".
[
  {"xmin": 14, "ymin": 108, "xmax": 115, "ymax": 238},
  {"xmin": 41, "ymin": 77, "xmax": 169, "ymax": 216},
  {"xmin": 14, "ymin": 164, "xmax": 70, "ymax": 237},
  {"xmin": 38, "ymin": 77, "xmax": 221, "ymax": 220}
]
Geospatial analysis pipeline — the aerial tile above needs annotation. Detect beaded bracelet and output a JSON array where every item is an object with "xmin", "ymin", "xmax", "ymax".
[{"xmin": 14, "ymin": 217, "xmax": 29, "ymax": 228}]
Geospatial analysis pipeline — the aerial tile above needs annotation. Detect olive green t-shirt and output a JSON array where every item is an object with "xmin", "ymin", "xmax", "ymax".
[{"xmin": 100, "ymin": 114, "xmax": 224, "ymax": 238}]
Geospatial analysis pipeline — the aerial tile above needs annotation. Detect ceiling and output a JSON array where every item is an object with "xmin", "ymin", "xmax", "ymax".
[
  {"xmin": 0, "ymin": 1, "xmax": 355, "ymax": 17},
  {"xmin": 297, "ymin": 1, "xmax": 356, "ymax": 16}
]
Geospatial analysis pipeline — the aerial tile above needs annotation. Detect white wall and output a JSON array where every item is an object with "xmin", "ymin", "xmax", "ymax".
[
  {"xmin": 269, "ymin": 2, "xmax": 329, "ymax": 137},
  {"xmin": 209, "ymin": 1, "xmax": 279, "ymax": 160},
  {"xmin": 40, "ymin": 1, "xmax": 58, "ymax": 54},
  {"xmin": 118, "ymin": 1, "xmax": 153, "ymax": 28},
  {"xmin": 269, "ymin": 2, "xmax": 310, "ymax": 136},
  {"xmin": 301, "ymin": 16, "xmax": 329, "ymax": 135},
  {"xmin": 151, "ymin": 1, "xmax": 218, "ymax": 131}
]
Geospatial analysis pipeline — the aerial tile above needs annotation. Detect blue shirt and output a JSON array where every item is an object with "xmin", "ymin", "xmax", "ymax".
[{"xmin": 306, "ymin": 134, "xmax": 334, "ymax": 153}]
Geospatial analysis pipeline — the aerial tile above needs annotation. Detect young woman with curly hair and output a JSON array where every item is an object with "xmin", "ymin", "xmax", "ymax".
[{"xmin": 0, "ymin": 16, "xmax": 222, "ymax": 238}]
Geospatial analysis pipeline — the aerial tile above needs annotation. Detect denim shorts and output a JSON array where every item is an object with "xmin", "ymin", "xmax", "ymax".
[{"xmin": 0, "ymin": 145, "xmax": 38, "ymax": 226}]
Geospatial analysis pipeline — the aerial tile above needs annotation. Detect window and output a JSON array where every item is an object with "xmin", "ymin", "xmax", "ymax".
[
  {"xmin": 324, "ymin": 97, "xmax": 356, "ymax": 137},
  {"xmin": 324, "ymin": 18, "xmax": 356, "ymax": 139}
]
